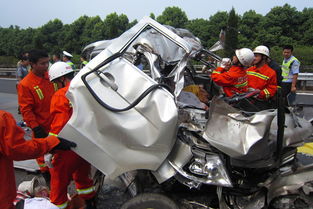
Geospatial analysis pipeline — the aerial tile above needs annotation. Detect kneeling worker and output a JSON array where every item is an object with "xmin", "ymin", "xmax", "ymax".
[
  {"xmin": 0, "ymin": 110, "xmax": 76, "ymax": 209},
  {"xmin": 48, "ymin": 62, "xmax": 96, "ymax": 209}
]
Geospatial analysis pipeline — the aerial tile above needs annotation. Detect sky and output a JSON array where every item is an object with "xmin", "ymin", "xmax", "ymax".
[{"xmin": 0, "ymin": 0, "xmax": 312, "ymax": 28}]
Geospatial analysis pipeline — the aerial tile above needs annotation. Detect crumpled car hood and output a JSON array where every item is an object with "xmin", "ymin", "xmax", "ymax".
[{"xmin": 203, "ymin": 97, "xmax": 313, "ymax": 160}]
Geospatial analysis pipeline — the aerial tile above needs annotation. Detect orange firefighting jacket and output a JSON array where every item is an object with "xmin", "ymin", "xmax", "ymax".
[
  {"xmin": 49, "ymin": 83, "xmax": 72, "ymax": 136},
  {"xmin": 211, "ymin": 66, "xmax": 248, "ymax": 97},
  {"xmin": 49, "ymin": 83, "xmax": 95, "ymax": 208},
  {"xmin": 0, "ymin": 110, "xmax": 59, "ymax": 209},
  {"xmin": 17, "ymin": 71, "xmax": 57, "ymax": 132},
  {"xmin": 247, "ymin": 64, "xmax": 277, "ymax": 100}
]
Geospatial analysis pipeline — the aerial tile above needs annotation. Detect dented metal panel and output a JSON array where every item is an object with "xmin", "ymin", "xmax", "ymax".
[
  {"xmin": 203, "ymin": 98, "xmax": 313, "ymax": 160},
  {"xmin": 266, "ymin": 164, "xmax": 313, "ymax": 202},
  {"xmin": 60, "ymin": 57, "xmax": 178, "ymax": 179},
  {"xmin": 203, "ymin": 98, "xmax": 276, "ymax": 159}
]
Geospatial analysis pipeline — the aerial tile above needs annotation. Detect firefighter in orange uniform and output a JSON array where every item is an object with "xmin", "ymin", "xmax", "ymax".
[
  {"xmin": 247, "ymin": 46, "xmax": 277, "ymax": 109},
  {"xmin": 17, "ymin": 49, "xmax": 58, "ymax": 183},
  {"xmin": 0, "ymin": 110, "xmax": 76, "ymax": 209},
  {"xmin": 211, "ymin": 48, "xmax": 254, "ymax": 97},
  {"xmin": 48, "ymin": 62, "xmax": 96, "ymax": 209}
]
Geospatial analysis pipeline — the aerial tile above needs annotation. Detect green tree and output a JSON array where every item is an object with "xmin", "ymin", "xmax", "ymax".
[
  {"xmin": 33, "ymin": 19, "xmax": 63, "ymax": 53},
  {"xmin": 91, "ymin": 21, "xmax": 105, "ymax": 42},
  {"xmin": 129, "ymin": 19, "xmax": 138, "ymax": 28},
  {"xmin": 15, "ymin": 28, "xmax": 36, "ymax": 54},
  {"xmin": 0, "ymin": 26, "xmax": 21, "ymax": 56},
  {"xmin": 157, "ymin": 7, "xmax": 188, "ymax": 28},
  {"xmin": 224, "ymin": 8, "xmax": 238, "ymax": 57},
  {"xmin": 59, "ymin": 16, "xmax": 89, "ymax": 53},
  {"xmin": 103, "ymin": 13, "xmax": 129, "ymax": 39},
  {"xmin": 206, "ymin": 11, "xmax": 228, "ymax": 48},
  {"xmin": 261, "ymin": 4, "xmax": 301, "ymax": 46},
  {"xmin": 299, "ymin": 8, "xmax": 313, "ymax": 45},
  {"xmin": 186, "ymin": 18, "xmax": 210, "ymax": 47},
  {"xmin": 81, "ymin": 16, "xmax": 103, "ymax": 46},
  {"xmin": 238, "ymin": 10, "xmax": 263, "ymax": 48},
  {"xmin": 150, "ymin": 13, "xmax": 155, "ymax": 20},
  {"xmin": 1, "ymin": 4, "xmax": 313, "ymax": 67}
]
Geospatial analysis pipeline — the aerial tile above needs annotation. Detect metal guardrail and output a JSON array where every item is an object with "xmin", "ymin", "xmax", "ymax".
[
  {"xmin": 297, "ymin": 73, "xmax": 313, "ymax": 81},
  {"xmin": 0, "ymin": 67, "xmax": 16, "ymax": 77},
  {"xmin": 297, "ymin": 73, "xmax": 313, "ymax": 90}
]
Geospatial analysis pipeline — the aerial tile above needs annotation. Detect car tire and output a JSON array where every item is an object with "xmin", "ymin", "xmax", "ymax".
[{"xmin": 121, "ymin": 193, "xmax": 179, "ymax": 209}]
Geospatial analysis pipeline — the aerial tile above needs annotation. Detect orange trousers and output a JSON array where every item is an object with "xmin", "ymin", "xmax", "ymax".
[{"xmin": 49, "ymin": 150, "xmax": 95, "ymax": 207}]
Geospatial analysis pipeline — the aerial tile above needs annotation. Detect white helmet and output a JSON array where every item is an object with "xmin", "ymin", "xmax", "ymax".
[
  {"xmin": 63, "ymin": 50, "xmax": 73, "ymax": 58},
  {"xmin": 253, "ymin": 45, "xmax": 270, "ymax": 57},
  {"xmin": 235, "ymin": 48, "xmax": 254, "ymax": 67},
  {"xmin": 49, "ymin": 62, "xmax": 74, "ymax": 81}
]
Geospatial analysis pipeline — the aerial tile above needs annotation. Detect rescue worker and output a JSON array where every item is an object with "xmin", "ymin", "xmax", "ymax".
[
  {"xmin": 80, "ymin": 55, "xmax": 88, "ymax": 68},
  {"xmin": 0, "ymin": 110, "xmax": 76, "ymax": 209},
  {"xmin": 48, "ymin": 62, "xmax": 96, "ymax": 209},
  {"xmin": 52, "ymin": 53, "xmax": 61, "ymax": 63},
  {"xmin": 264, "ymin": 45, "xmax": 283, "ymax": 87},
  {"xmin": 246, "ymin": 45, "xmax": 277, "ymax": 110},
  {"xmin": 17, "ymin": 49, "xmax": 58, "ymax": 183},
  {"xmin": 16, "ymin": 55, "xmax": 30, "ymax": 83},
  {"xmin": 281, "ymin": 45, "xmax": 300, "ymax": 105},
  {"xmin": 211, "ymin": 48, "xmax": 254, "ymax": 97},
  {"xmin": 62, "ymin": 51, "xmax": 76, "ymax": 70},
  {"xmin": 16, "ymin": 55, "xmax": 30, "ymax": 114}
]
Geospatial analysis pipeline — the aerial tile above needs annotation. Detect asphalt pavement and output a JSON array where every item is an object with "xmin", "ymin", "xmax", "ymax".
[{"xmin": 0, "ymin": 78, "xmax": 17, "ymax": 94}]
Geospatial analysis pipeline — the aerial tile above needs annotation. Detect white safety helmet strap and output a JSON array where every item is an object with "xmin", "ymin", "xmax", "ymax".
[{"xmin": 49, "ymin": 62, "xmax": 74, "ymax": 82}]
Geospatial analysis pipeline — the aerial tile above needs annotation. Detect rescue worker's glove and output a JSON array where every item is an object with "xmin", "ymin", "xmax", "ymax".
[
  {"xmin": 32, "ymin": 126, "xmax": 48, "ymax": 138},
  {"xmin": 52, "ymin": 137, "xmax": 77, "ymax": 151}
]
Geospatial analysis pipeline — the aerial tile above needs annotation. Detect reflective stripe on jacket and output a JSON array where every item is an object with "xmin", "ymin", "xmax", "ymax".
[
  {"xmin": 281, "ymin": 56, "xmax": 299, "ymax": 82},
  {"xmin": 247, "ymin": 64, "xmax": 277, "ymax": 100},
  {"xmin": 17, "ymin": 71, "xmax": 56, "ymax": 131},
  {"xmin": 55, "ymin": 201, "xmax": 68, "ymax": 209},
  {"xmin": 0, "ymin": 110, "xmax": 59, "ymax": 209},
  {"xmin": 211, "ymin": 66, "xmax": 248, "ymax": 97},
  {"xmin": 77, "ymin": 186, "xmax": 96, "ymax": 195},
  {"xmin": 66, "ymin": 61, "xmax": 76, "ymax": 70}
]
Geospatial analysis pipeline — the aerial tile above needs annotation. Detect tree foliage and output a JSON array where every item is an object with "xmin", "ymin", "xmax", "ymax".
[
  {"xmin": 238, "ymin": 10, "xmax": 263, "ymax": 48},
  {"xmin": 0, "ymin": 5, "xmax": 313, "ymax": 66},
  {"xmin": 206, "ymin": 11, "xmax": 228, "ymax": 47},
  {"xmin": 157, "ymin": 6, "xmax": 188, "ymax": 28},
  {"xmin": 225, "ymin": 8, "xmax": 239, "ymax": 57},
  {"xmin": 103, "ymin": 13, "xmax": 129, "ymax": 39}
]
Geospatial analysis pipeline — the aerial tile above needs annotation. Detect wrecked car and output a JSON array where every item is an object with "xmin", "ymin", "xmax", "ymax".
[{"xmin": 60, "ymin": 17, "xmax": 313, "ymax": 209}]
